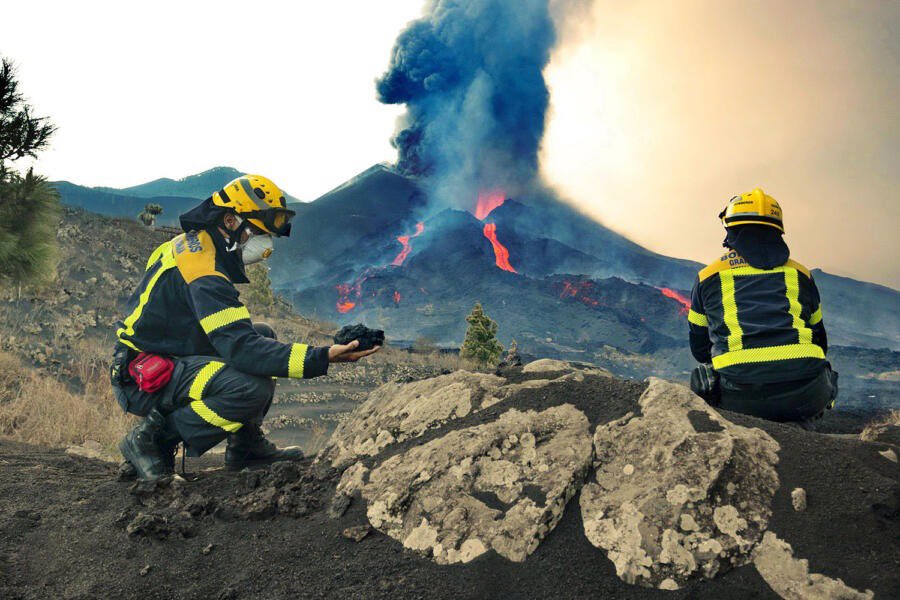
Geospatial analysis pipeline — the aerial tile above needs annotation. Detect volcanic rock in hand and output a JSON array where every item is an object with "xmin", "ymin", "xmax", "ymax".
[{"xmin": 334, "ymin": 324, "xmax": 385, "ymax": 351}]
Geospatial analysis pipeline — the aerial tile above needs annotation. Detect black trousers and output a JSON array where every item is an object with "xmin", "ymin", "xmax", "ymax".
[
  {"xmin": 718, "ymin": 366, "xmax": 838, "ymax": 423},
  {"xmin": 112, "ymin": 323, "xmax": 278, "ymax": 456}
]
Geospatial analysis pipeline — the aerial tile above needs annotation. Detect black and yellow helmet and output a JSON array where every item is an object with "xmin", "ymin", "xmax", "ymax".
[
  {"xmin": 718, "ymin": 188, "xmax": 784, "ymax": 233},
  {"xmin": 212, "ymin": 175, "xmax": 295, "ymax": 237}
]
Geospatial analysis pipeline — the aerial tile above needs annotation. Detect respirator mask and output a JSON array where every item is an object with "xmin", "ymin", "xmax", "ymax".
[{"xmin": 232, "ymin": 216, "xmax": 274, "ymax": 265}]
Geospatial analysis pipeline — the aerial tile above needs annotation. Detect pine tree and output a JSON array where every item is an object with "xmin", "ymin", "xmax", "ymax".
[
  {"xmin": 460, "ymin": 302, "xmax": 503, "ymax": 369},
  {"xmin": 0, "ymin": 58, "xmax": 58, "ymax": 288},
  {"xmin": 0, "ymin": 169, "xmax": 60, "ymax": 286}
]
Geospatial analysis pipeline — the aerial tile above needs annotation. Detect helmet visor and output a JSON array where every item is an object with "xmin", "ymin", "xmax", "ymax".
[{"xmin": 245, "ymin": 208, "xmax": 296, "ymax": 236}]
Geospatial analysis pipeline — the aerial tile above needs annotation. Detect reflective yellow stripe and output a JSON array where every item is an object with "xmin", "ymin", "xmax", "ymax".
[
  {"xmin": 117, "ymin": 244, "xmax": 177, "ymax": 346},
  {"xmin": 712, "ymin": 344, "xmax": 825, "ymax": 369},
  {"xmin": 688, "ymin": 309, "xmax": 708, "ymax": 327},
  {"xmin": 288, "ymin": 343, "xmax": 308, "ymax": 378},
  {"xmin": 189, "ymin": 399, "xmax": 243, "ymax": 432},
  {"xmin": 784, "ymin": 268, "xmax": 812, "ymax": 344},
  {"xmin": 784, "ymin": 259, "xmax": 811, "ymax": 279},
  {"xmin": 118, "ymin": 338, "xmax": 140, "ymax": 352},
  {"xmin": 730, "ymin": 265, "xmax": 781, "ymax": 276},
  {"xmin": 719, "ymin": 271, "xmax": 743, "ymax": 352},
  {"xmin": 809, "ymin": 306, "xmax": 823, "ymax": 325},
  {"xmin": 188, "ymin": 361, "xmax": 225, "ymax": 400},
  {"xmin": 145, "ymin": 241, "xmax": 172, "ymax": 271},
  {"xmin": 199, "ymin": 306, "xmax": 251, "ymax": 334}
]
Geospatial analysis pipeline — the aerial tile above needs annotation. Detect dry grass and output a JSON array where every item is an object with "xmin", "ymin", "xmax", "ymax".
[
  {"xmin": 0, "ymin": 351, "xmax": 23, "ymax": 403},
  {"xmin": 860, "ymin": 410, "xmax": 900, "ymax": 442},
  {"xmin": 0, "ymin": 351, "xmax": 132, "ymax": 454}
]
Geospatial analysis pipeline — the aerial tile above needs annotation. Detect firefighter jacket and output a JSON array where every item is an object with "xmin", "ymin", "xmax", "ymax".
[
  {"xmin": 115, "ymin": 227, "xmax": 329, "ymax": 379},
  {"xmin": 688, "ymin": 250, "xmax": 827, "ymax": 384}
]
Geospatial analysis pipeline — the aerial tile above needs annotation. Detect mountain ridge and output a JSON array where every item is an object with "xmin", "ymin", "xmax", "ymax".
[{"xmin": 51, "ymin": 165, "xmax": 899, "ymax": 357}]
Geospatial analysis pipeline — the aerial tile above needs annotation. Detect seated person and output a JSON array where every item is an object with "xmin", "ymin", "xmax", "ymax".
[{"xmin": 687, "ymin": 188, "xmax": 837, "ymax": 428}]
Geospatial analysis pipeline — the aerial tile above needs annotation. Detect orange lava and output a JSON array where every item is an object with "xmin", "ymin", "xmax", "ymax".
[
  {"xmin": 483, "ymin": 223, "xmax": 517, "ymax": 272},
  {"xmin": 393, "ymin": 290, "xmax": 401, "ymax": 305},
  {"xmin": 659, "ymin": 287, "xmax": 690, "ymax": 314},
  {"xmin": 561, "ymin": 280, "xmax": 599, "ymax": 306},
  {"xmin": 392, "ymin": 222, "xmax": 425, "ymax": 266},
  {"xmin": 336, "ymin": 301, "xmax": 356, "ymax": 314},
  {"xmin": 475, "ymin": 191, "xmax": 506, "ymax": 220},
  {"xmin": 336, "ymin": 280, "xmax": 365, "ymax": 313}
]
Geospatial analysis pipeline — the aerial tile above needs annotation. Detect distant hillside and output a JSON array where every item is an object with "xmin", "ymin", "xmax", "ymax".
[
  {"xmin": 92, "ymin": 166, "xmax": 302, "ymax": 203},
  {"xmin": 51, "ymin": 181, "xmax": 193, "ymax": 227},
  {"xmin": 814, "ymin": 270, "xmax": 900, "ymax": 350},
  {"xmin": 93, "ymin": 166, "xmax": 244, "ymax": 199},
  {"xmin": 53, "ymin": 167, "xmax": 303, "ymax": 228}
]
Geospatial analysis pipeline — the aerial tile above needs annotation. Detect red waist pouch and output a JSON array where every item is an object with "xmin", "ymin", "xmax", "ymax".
[{"xmin": 128, "ymin": 352, "xmax": 175, "ymax": 393}]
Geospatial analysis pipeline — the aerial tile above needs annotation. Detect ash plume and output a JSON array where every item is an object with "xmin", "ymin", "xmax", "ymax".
[{"xmin": 376, "ymin": 0, "xmax": 560, "ymax": 208}]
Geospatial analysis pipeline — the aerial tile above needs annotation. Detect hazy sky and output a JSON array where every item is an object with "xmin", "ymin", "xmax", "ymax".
[{"xmin": 4, "ymin": 1, "xmax": 898, "ymax": 287}]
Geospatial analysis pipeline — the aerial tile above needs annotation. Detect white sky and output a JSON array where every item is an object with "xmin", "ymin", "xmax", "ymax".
[
  {"xmin": 3, "ymin": 0, "xmax": 422, "ymax": 195},
  {"xmin": 4, "ymin": 0, "xmax": 898, "ymax": 288}
]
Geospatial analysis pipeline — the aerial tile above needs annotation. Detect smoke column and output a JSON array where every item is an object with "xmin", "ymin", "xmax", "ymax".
[{"xmin": 376, "ymin": 0, "xmax": 558, "ymax": 208}]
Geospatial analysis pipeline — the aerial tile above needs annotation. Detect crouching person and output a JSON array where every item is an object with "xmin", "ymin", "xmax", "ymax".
[
  {"xmin": 688, "ymin": 189, "xmax": 837, "ymax": 429},
  {"xmin": 110, "ymin": 175, "xmax": 379, "ymax": 480}
]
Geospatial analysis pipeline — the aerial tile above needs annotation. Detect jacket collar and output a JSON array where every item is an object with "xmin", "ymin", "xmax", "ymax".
[{"xmin": 206, "ymin": 226, "xmax": 249, "ymax": 284}]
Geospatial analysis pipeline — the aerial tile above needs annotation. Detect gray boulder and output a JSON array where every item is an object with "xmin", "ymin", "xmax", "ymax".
[
  {"xmin": 337, "ymin": 404, "xmax": 592, "ymax": 564},
  {"xmin": 580, "ymin": 378, "xmax": 781, "ymax": 589},
  {"xmin": 319, "ymin": 371, "xmax": 505, "ymax": 469}
]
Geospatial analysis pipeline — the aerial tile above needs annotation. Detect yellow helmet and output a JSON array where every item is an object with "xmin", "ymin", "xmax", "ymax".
[
  {"xmin": 718, "ymin": 188, "xmax": 784, "ymax": 233},
  {"xmin": 211, "ymin": 175, "xmax": 295, "ymax": 236}
]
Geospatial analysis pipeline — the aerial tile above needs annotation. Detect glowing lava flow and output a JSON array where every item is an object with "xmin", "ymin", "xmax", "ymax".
[
  {"xmin": 474, "ymin": 191, "xmax": 517, "ymax": 272},
  {"xmin": 483, "ymin": 223, "xmax": 517, "ymax": 273},
  {"xmin": 658, "ymin": 287, "xmax": 691, "ymax": 314},
  {"xmin": 393, "ymin": 290, "xmax": 401, "ymax": 306},
  {"xmin": 392, "ymin": 222, "xmax": 425, "ymax": 266}
]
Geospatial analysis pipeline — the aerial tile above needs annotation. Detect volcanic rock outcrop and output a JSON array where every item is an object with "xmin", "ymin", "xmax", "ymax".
[
  {"xmin": 580, "ymin": 378, "xmax": 781, "ymax": 589},
  {"xmin": 753, "ymin": 532, "xmax": 874, "ymax": 600},
  {"xmin": 320, "ymin": 371, "xmax": 507, "ymax": 469},
  {"xmin": 338, "ymin": 405, "xmax": 592, "ymax": 564},
  {"xmin": 321, "ymin": 363, "xmax": 880, "ymax": 598}
]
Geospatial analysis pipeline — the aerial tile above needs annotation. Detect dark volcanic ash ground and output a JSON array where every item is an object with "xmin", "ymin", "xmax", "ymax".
[{"xmin": 1, "ymin": 367, "xmax": 896, "ymax": 600}]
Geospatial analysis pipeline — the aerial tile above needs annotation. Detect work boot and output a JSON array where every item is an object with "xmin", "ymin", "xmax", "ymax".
[
  {"xmin": 225, "ymin": 424, "xmax": 303, "ymax": 471},
  {"xmin": 119, "ymin": 409, "xmax": 179, "ymax": 480}
]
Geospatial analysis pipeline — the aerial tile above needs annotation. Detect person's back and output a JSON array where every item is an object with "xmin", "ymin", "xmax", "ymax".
[{"xmin": 688, "ymin": 189, "xmax": 837, "ymax": 427}]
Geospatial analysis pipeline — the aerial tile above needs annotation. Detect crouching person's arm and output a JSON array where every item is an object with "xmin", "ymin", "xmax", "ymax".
[{"xmin": 188, "ymin": 275, "xmax": 378, "ymax": 378}]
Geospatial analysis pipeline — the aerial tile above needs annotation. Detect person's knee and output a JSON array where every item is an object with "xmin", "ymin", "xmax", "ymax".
[
  {"xmin": 245, "ymin": 373, "xmax": 275, "ymax": 408},
  {"xmin": 253, "ymin": 322, "xmax": 277, "ymax": 340}
]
